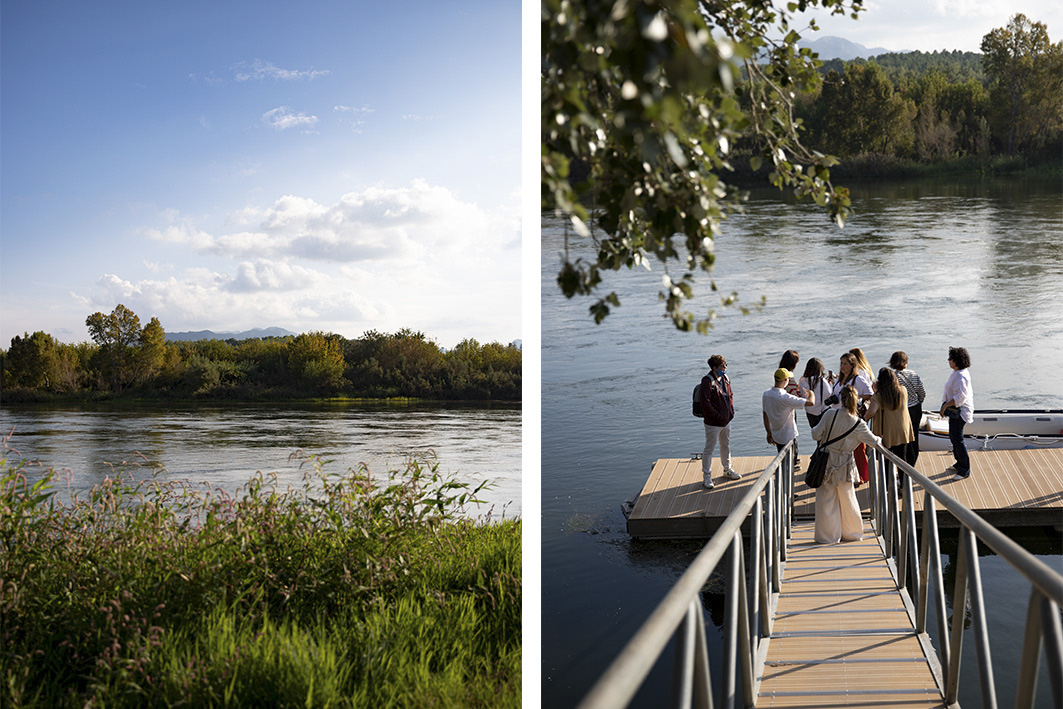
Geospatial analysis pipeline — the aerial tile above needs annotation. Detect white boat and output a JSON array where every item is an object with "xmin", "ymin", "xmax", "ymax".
[{"xmin": 919, "ymin": 409, "xmax": 1063, "ymax": 451}]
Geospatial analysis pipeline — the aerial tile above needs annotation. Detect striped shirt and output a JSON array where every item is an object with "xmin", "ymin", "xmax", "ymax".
[{"xmin": 893, "ymin": 368, "xmax": 925, "ymax": 406}]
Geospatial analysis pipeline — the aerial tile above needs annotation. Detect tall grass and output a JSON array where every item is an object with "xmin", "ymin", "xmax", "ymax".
[{"xmin": 0, "ymin": 438, "xmax": 520, "ymax": 707}]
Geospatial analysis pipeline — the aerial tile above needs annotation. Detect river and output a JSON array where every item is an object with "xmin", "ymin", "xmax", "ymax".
[
  {"xmin": 0, "ymin": 402, "xmax": 522, "ymax": 520},
  {"xmin": 541, "ymin": 176, "xmax": 1063, "ymax": 707}
]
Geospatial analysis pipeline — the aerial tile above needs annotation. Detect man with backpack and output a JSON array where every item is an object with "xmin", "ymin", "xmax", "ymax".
[{"xmin": 699, "ymin": 354, "xmax": 739, "ymax": 489}]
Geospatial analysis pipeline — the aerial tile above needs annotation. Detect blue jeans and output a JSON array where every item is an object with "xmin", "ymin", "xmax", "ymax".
[{"xmin": 948, "ymin": 414, "xmax": 970, "ymax": 475}]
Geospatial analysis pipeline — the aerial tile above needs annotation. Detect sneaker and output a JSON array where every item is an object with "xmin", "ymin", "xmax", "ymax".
[
  {"xmin": 953, "ymin": 469, "xmax": 971, "ymax": 479},
  {"xmin": 723, "ymin": 468, "xmax": 741, "ymax": 480},
  {"xmin": 703, "ymin": 478, "xmax": 715, "ymax": 490},
  {"xmin": 944, "ymin": 466, "xmax": 957, "ymax": 475}
]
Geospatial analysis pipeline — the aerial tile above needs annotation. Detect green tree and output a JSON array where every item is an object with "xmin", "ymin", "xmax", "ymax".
[
  {"xmin": 288, "ymin": 332, "xmax": 346, "ymax": 392},
  {"xmin": 981, "ymin": 14, "xmax": 1063, "ymax": 154},
  {"xmin": 85, "ymin": 304, "xmax": 167, "ymax": 392},
  {"xmin": 542, "ymin": 0, "xmax": 857, "ymax": 331},
  {"xmin": 817, "ymin": 62, "xmax": 915, "ymax": 156},
  {"xmin": 5, "ymin": 331, "xmax": 60, "ymax": 390},
  {"xmin": 133, "ymin": 317, "xmax": 167, "ymax": 385}
]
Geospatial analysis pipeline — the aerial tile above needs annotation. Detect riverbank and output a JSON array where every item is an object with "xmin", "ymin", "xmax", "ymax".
[
  {"xmin": 725, "ymin": 151, "xmax": 1062, "ymax": 186},
  {"xmin": 1, "ymin": 454, "xmax": 521, "ymax": 708},
  {"xmin": 0, "ymin": 387, "xmax": 521, "ymax": 406}
]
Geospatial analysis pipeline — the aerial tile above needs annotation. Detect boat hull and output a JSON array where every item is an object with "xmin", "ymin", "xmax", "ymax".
[
  {"xmin": 918, "ymin": 431, "xmax": 1063, "ymax": 451},
  {"xmin": 919, "ymin": 409, "xmax": 1063, "ymax": 451}
]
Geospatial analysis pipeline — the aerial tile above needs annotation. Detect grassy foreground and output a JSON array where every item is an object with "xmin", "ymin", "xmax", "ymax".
[{"xmin": 0, "ymin": 448, "xmax": 520, "ymax": 707}]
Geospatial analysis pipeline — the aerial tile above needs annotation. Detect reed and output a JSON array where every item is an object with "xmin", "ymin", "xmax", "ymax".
[{"xmin": 0, "ymin": 442, "xmax": 520, "ymax": 707}]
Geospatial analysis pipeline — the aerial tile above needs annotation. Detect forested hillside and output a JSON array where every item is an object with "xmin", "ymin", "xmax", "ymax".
[
  {"xmin": 0, "ymin": 305, "xmax": 521, "ymax": 402},
  {"xmin": 749, "ymin": 15, "xmax": 1061, "ymax": 176}
]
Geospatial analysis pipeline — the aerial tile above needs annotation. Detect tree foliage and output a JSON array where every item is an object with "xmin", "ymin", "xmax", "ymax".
[
  {"xmin": 981, "ymin": 13, "xmax": 1063, "ymax": 154},
  {"xmin": 542, "ymin": 0, "xmax": 858, "ymax": 331},
  {"xmin": 2, "ymin": 309, "xmax": 521, "ymax": 402}
]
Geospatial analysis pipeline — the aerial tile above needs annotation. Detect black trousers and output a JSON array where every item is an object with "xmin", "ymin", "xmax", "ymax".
[
  {"xmin": 905, "ymin": 402, "xmax": 922, "ymax": 466},
  {"xmin": 948, "ymin": 414, "xmax": 970, "ymax": 475}
]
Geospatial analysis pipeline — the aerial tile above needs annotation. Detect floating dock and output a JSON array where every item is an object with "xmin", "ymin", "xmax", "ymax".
[{"xmin": 627, "ymin": 448, "xmax": 1063, "ymax": 539}]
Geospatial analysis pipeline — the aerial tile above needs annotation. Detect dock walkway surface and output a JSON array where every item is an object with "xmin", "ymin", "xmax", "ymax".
[
  {"xmin": 757, "ymin": 521, "xmax": 946, "ymax": 708},
  {"xmin": 627, "ymin": 448, "xmax": 1063, "ymax": 539}
]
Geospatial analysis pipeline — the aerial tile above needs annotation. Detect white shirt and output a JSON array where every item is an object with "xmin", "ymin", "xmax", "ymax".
[
  {"xmin": 763, "ymin": 386, "xmax": 808, "ymax": 443},
  {"xmin": 800, "ymin": 376, "xmax": 832, "ymax": 416},
  {"xmin": 942, "ymin": 368, "xmax": 974, "ymax": 423},
  {"xmin": 830, "ymin": 374, "xmax": 872, "ymax": 408}
]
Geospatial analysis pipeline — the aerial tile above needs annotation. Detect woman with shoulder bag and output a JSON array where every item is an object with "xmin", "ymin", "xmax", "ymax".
[{"xmin": 811, "ymin": 386, "xmax": 882, "ymax": 544}]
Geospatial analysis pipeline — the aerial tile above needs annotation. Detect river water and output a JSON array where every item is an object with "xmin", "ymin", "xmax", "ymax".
[
  {"xmin": 542, "ymin": 177, "xmax": 1063, "ymax": 707},
  {"xmin": 0, "ymin": 402, "xmax": 522, "ymax": 520}
]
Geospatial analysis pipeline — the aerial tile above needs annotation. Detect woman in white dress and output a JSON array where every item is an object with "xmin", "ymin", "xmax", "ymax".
[{"xmin": 812, "ymin": 386, "xmax": 882, "ymax": 544}]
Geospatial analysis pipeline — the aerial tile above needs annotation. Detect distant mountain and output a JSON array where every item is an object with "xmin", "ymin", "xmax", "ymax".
[
  {"xmin": 800, "ymin": 36, "xmax": 899, "ymax": 61},
  {"xmin": 166, "ymin": 327, "xmax": 296, "ymax": 342}
]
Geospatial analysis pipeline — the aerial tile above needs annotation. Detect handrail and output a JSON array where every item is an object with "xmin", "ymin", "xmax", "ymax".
[
  {"xmin": 866, "ymin": 443, "xmax": 1063, "ymax": 709},
  {"xmin": 579, "ymin": 439, "xmax": 1063, "ymax": 709},
  {"xmin": 578, "ymin": 445, "xmax": 796, "ymax": 709}
]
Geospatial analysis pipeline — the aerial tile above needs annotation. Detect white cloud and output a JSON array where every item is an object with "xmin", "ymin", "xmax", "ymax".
[
  {"xmin": 233, "ymin": 59, "xmax": 329, "ymax": 82},
  {"xmin": 334, "ymin": 105, "xmax": 374, "ymax": 133},
  {"xmin": 262, "ymin": 106, "xmax": 319, "ymax": 131},
  {"xmin": 228, "ymin": 260, "xmax": 326, "ymax": 293},
  {"xmin": 153, "ymin": 181, "xmax": 506, "ymax": 264},
  {"xmin": 114, "ymin": 180, "xmax": 520, "ymax": 344}
]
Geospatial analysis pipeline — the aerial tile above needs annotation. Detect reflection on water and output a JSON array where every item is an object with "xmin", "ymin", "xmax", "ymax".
[
  {"xmin": 542, "ymin": 177, "xmax": 1062, "ymax": 708},
  {"xmin": 0, "ymin": 402, "xmax": 522, "ymax": 519}
]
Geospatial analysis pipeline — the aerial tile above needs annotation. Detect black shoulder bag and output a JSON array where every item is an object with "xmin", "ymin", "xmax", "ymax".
[{"xmin": 805, "ymin": 412, "xmax": 861, "ymax": 489}]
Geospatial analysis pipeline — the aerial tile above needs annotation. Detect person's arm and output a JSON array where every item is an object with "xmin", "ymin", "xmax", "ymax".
[
  {"xmin": 865, "ymin": 398, "xmax": 879, "ymax": 420},
  {"xmin": 763, "ymin": 410, "xmax": 775, "ymax": 445}
]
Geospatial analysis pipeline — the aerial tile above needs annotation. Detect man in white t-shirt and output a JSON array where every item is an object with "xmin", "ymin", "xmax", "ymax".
[{"xmin": 762, "ymin": 367, "xmax": 816, "ymax": 453}]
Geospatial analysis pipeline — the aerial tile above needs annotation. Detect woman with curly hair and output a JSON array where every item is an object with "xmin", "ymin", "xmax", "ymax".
[{"xmin": 941, "ymin": 347, "xmax": 974, "ymax": 479}]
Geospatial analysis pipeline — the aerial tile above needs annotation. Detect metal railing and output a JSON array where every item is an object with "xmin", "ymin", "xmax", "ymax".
[
  {"xmin": 867, "ymin": 444, "xmax": 1063, "ymax": 709},
  {"xmin": 578, "ymin": 439, "xmax": 1063, "ymax": 709},
  {"xmin": 578, "ymin": 445, "xmax": 797, "ymax": 709}
]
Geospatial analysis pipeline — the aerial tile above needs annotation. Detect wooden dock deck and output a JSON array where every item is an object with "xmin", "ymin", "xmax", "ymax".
[
  {"xmin": 627, "ymin": 448, "xmax": 1063, "ymax": 539},
  {"xmin": 757, "ymin": 521, "xmax": 946, "ymax": 708}
]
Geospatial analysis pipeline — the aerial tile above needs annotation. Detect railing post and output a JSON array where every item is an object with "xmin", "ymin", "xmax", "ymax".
[
  {"xmin": 750, "ymin": 496, "xmax": 763, "ymax": 649},
  {"xmin": 722, "ymin": 537, "xmax": 739, "ymax": 709},
  {"xmin": 946, "ymin": 528, "xmax": 969, "ymax": 705},
  {"xmin": 692, "ymin": 600, "xmax": 713, "ymax": 709},
  {"xmin": 1041, "ymin": 596, "xmax": 1063, "ymax": 709},
  {"xmin": 916, "ymin": 493, "xmax": 933, "ymax": 633},
  {"xmin": 901, "ymin": 471, "xmax": 920, "ymax": 596},
  {"xmin": 925, "ymin": 492, "xmax": 951, "ymax": 673},
  {"xmin": 734, "ymin": 533, "xmax": 755, "ymax": 708},
  {"xmin": 963, "ymin": 526, "xmax": 998, "ymax": 709},
  {"xmin": 672, "ymin": 603, "xmax": 696, "ymax": 709},
  {"xmin": 1016, "ymin": 588, "xmax": 1043, "ymax": 709},
  {"xmin": 868, "ymin": 448, "xmax": 881, "ymax": 535},
  {"xmin": 759, "ymin": 496, "xmax": 772, "ymax": 639}
]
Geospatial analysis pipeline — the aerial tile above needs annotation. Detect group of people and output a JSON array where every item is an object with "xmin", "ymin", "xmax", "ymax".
[{"xmin": 697, "ymin": 347, "xmax": 975, "ymax": 544}]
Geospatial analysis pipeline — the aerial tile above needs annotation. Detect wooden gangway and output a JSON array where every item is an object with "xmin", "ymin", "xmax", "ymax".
[
  {"xmin": 581, "ymin": 443, "xmax": 1063, "ymax": 709},
  {"xmin": 627, "ymin": 448, "xmax": 1063, "ymax": 539},
  {"xmin": 758, "ymin": 521, "xmax": 946, "ymax": 708}
]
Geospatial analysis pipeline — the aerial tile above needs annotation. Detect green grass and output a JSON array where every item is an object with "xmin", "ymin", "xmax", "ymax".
[{"xmin": 0, "ymin": 442, "xmax": 520, "ymax": 707}]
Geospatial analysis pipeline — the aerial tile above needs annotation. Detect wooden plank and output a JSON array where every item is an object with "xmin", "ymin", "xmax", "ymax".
[
  {"xmin": 627, "ymin": 449, "xmax": 1063, "ymax": 538},
  {"xmin": 757, "ymin": 521, "xmax": 946, "ymax": 708}
]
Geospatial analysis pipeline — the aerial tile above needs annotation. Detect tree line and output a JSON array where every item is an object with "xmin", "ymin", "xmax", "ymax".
[
  {"xmin": 0, "ymin": 305, "xmax": 521, "ymax": 402},
  {"xmin": 790, "ymin": 15, "xmax": 1061, "ymax": 167}
]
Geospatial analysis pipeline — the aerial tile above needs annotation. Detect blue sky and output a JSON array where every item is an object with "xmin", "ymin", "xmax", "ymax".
[{"xmin": 1, "ymin": 0, "xmax": 521, "ymax": 348}]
